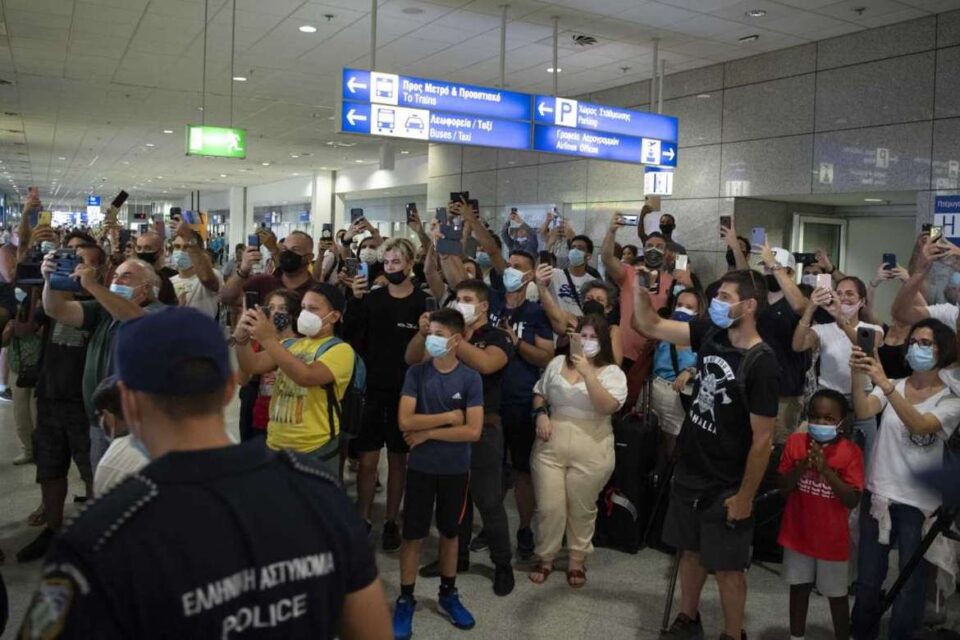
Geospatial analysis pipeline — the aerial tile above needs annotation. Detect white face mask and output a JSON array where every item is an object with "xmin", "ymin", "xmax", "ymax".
[
  {"xmin": 359, "ymin": 247, "xmax": 379, "ymax": 264},
  {"xmin": 582, "ymin": 338, "xmax": 601, "ymax": 358},
  {"xmin": 297, "ymin": 309, "xmax": 332, "ymax": 337},
  {"xmin": 455, "ymin": 302, "xmax": 477, "ymax": 325}
]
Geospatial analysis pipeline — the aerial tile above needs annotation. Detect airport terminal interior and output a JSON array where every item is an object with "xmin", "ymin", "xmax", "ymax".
[{"xmin": 2, "ymin": 0, "xmax": 960, "ymax": 638}]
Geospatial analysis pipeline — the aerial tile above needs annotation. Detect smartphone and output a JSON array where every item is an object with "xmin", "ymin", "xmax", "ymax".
[
  {"xmin": 350, "ymin": 208, "xmax": 364, "ymax": 223},
  {"xmin": 38, "ymin": 211, "xmax": 52, "ymax": 226},
  {"xmin": 882, "ymin": 253, "xmax": 897, "ymax": 270},
  {"xmin": 857, "ymin": 326, "xmax": 876, "ymax": 355},
  {"xmin": 111, "ymin": 190, "xmax": 129, "ymax": 209},
  {"xmin": 321, "ymin": 223, "xmax": 333, "ymax": 239},
  {"xmin": 244, "ymin": 291, "xmax": 259, "ymax": 310},
  {"xmin": 170, "ymin": 206, "xmax": 182, "ymax": 220},
  {"xmin": 793, "ymin": 252, "xmax": 817, "ymax": 266},
  {"xmin": 510, "ymin": 207, "xmax": 518, "ymax": 214},
  {"xmin": 675, "ymin": 255, "xmax": 689, "ymax": 271},
  {"xmin": 816, "ymin": 273, "xmax": 832, "ymax": 290},
  {"xmin": 930, "ymin": 226, "xmax": 943, "ymax": 243},
  {"xmin": 405, "ymin": 203, "xmax": 417, "ymax": 223},
  {"xmin": 645, "ymin": 195, "xmax": 661, "ymax": 211},
  {"xmin": 435, "ymin": 207, "xmax": 448, "ymax": 224},
  {"xmin": 424, "ymin": 297, "xmax": 438, "ymax": 313},
  {"xmin": 450, "ymin": 191, "xmax": 469, "ymax": 203},
  {"xmin": 648, "ymin": 270, "xmax": 661, "ymax": 295},
  {"xmin": 247, "ymin": 233, "xmax": 260, "ymax": 249},
  {"xmin": 719, "ymin": 215, "xmax": 732, "ymax": 235},
  {"xmin": 619, "ymin": 214, "xmax": 640, "ymax": 226},
  {"xmin": 357, "ymin": 262, "xmax": 369, "ymax": 281},
  {"xmin": 569, "ymin": 333, "xmax": 583, "ymax": 358},
  {"xmin": 181, "ymin": 210, "xmax": 197, "ymax": 224},
  {"xmin": 345, "ymin": 257, "xmax": 359, "ymax": 277},
  {"xmin": 922, "ymin": 223, "xmax": 933, "ymax": 233},
  {"xmin": 750, "ymin": 227, "xmax": 765, "ymax": 251}
]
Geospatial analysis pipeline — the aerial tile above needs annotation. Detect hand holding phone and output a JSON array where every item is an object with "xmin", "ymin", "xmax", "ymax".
[
  {"xmin": 645, "ymin": 195, "xmax": 661, "ymax": 211},
  {"xmin": 569, "ymin": 333, "xmax": 583, "ymax": 359},
  {"xmin": 750, "ymin": 227, "xmax": 766, "ymax": 253},
  {"xmin": 815, "ymin": 273, "xmax": 832, "ymax": 291},
  {"xmin": 244, "ymin": 291, "xmax": 259, "ymax": 311},
  {"xmin": 674, "ymin": 255, "xmax": 689, "ymax": 272},
  {"xmin": 719, "ymin": 215, "xmax": 732, "ymax": 238},
  {"xmin": 857, "ymin": 327, "xmax": 876, "ymax": 356}
]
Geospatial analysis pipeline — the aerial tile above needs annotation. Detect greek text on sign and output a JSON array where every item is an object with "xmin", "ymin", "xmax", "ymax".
[
  {"xmin": 534, "ymin": 95, "xmax": 678, "ymax": 143},
  {"xmin": 533, "ymin": 125, "xmax": 678, "ymax": 166}
]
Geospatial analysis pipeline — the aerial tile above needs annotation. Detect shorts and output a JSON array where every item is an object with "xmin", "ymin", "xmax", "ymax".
[
  {"xmin": 662, "ymin": 486, "xmax": 754, "ymax": 572},
  {"xmin": 782, "ymin": 547, "xmax": 849, "ymax": 598},
  {"xmin": 354, "ymin": 391, "xmax": 408, "ymax": 454},
  {"xmin": 402, "ymin": 468, "xmax": 469, "ymax": 540},
  {"xmin": 651, "ymin": 376, "xmax": 687, "ymax": 437},
  {"xmin": 775, "ymin": 396, "xmax": 803, "ymax": 445},
  {"xmin": 34, "ymin": 400, "xmax": 92, "ymax": 483},
  {"xmin": 502, "ymin": 403, "xmax": 535, "ymax": 473}
]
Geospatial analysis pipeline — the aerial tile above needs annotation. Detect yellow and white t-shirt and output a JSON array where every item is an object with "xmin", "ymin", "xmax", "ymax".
[{"xmin": 266, "ymin": 335, "xmax": 355, "ymax": 453}]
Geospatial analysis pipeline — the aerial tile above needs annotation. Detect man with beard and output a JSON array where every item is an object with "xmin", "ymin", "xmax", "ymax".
[
  {"xmin": 134, "ymin": 231, "xmax": 177, "ymax": 305},
  {"xmin": 757, "ymin": 245, "xmax": 811, "ymax": 444}
]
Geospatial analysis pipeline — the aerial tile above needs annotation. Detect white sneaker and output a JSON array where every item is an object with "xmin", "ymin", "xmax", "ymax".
[{"xmin": 12, "ymin": 454, "xmax": 34, "ymax": 465}]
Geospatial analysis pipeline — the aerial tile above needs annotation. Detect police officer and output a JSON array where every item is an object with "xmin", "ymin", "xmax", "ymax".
[{"xmin": 18, "ymin": 307, "xmax": 391, "ymax": 639}]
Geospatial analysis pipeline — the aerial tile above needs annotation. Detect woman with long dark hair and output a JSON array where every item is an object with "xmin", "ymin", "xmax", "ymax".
[{"xmin": 527, "ymin": 314, "xmax": 627, "ymax": 588}]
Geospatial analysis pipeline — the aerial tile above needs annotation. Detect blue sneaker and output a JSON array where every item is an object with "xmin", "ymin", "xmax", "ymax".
[
  {"xmin": 393, "ymin": 596, "xmax": 416, "ymax": 640},
  {"xmin": 438, "ymin": 590, "xmax": 476, "ymax": 630}
]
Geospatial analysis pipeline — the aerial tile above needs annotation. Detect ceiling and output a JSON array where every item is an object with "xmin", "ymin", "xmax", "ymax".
[
  {"xmin": 758, "ymin": 189, "xmax": 921, "ymax": 207},
  {"xmin": 0, "ymin": 0, "xmax": 956, "ymax": 207}
]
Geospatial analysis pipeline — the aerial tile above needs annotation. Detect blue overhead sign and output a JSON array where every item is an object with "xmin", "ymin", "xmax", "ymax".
[
  {"xmin": 339, "ymin": 67, "xmax": 679, "ymax": 165},
  {"xmin": 934, "ymin": 195, "xmax": 960, "ymax": 246},
  {"xmin": 87, "ymin": 196, "xmax": 100, "ymax": 207}
]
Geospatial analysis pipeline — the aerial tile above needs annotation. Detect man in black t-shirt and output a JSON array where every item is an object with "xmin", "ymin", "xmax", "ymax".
[
  {"xmin": 404, "ymin": 279, "xmax": 516, "ymax": 596},
  {"xmin": 19, "ymin": 307, "xmax": 391, "ymax": 639},
  {"xmin": 632, "ymin": 269, "xmax": 779, "ymax": 640}
]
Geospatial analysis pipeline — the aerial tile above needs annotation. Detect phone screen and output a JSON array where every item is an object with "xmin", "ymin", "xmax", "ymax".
[
  {"xmin": 882, "ymin": 253, "xmax": 896, "ymax": 270},
  {"xmin": 930, "ymin": 226, "xmax": 943, "ymax": 242},
  {"xmin": 350, "ymin": 208, "xmax": 364, "ymax": 223},
  {"xmin": 424, "ymin": 297, "xmax": 438, "ymax": 312},
  {"xmin": 675, "ymin": 255, "xmax": 689, "ymax": 271},
  {"xmin": 720, "ymin": 215, "xmax": 732, "ymax": 234},
  {"xmin": 750, "ymin": 227, "xmax": 765, "ymax": 250},
  {"xmin": 619, "ymin": 214, "xmax": 639, "ymax": 226},
  {"xmin": 569, "ymin": 333, "xmax": 583, "ymax": 358},
  {"xmin": 244, "ymin": 291, "xmax": 259, "ymax": 310},
  {"xmin": 345, "ymin": 258, "xmax": 359, "ymax": 277},
  {"xmin": 247, "ymin": 233, "xmax": 260, "ymax": 248},
  {"xmin": 816, "ymin": 273, "xmax": 832, "ymax": 290},
  {"xmin": 111, "ymin": 190, "xmax": 129, "ymax": 209}
]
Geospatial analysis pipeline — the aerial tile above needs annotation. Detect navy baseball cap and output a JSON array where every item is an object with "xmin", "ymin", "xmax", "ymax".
[{"xmin": 114, "ymin": 307, "xmax": 231, "ymax": 395}]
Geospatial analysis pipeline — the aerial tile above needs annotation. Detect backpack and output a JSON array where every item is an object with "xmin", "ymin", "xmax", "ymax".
[{"xmin": 311, "ymin": 337, "xmax": 367, "ymax": 439}]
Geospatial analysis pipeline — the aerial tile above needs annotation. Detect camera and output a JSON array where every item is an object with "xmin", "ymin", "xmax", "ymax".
[{"xmin": 49, "ymin": 249, "xmax": 83, "ymax": 292}]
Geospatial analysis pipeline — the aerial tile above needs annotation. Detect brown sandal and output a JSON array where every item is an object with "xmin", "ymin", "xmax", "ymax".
[
  {"xmin": 566, "ymin": 568, "xmax": 587, "ymax": 588},
  {"xmin": 528, "ymin": 564, "xmax": 554, "ymax": 584}
]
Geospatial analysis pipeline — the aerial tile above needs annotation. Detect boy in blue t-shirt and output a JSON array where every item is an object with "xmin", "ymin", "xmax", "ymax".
[{"xmin": 393, "ymin": 308, "xmax": 484, "ymax": 640}]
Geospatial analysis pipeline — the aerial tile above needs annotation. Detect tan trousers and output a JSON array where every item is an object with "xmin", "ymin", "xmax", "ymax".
[
  {"xmin": 9, "ymin": 370, "xmax": 36, "ymax": 457},
  {"xmin": 530, "ymin": 413, "xmax": 615, "ymax": 563}
]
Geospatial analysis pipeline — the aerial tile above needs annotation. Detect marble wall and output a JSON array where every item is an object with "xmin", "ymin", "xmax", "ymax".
[{"xmin": 426, "ymin": 11, "xmax": 960, "ymax": 284}]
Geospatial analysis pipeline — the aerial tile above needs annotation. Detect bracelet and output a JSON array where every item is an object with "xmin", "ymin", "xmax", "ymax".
[{"xmin": 531, "ymin": 406, "xmax": 549, "ymax": 420}]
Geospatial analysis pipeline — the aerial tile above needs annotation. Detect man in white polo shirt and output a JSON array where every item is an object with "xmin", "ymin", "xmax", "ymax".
[{"xmin": 168, "ymin": 222, "xmax": 222, "ymax": 318}]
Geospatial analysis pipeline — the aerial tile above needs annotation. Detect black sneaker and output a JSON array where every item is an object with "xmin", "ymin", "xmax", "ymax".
[
  {"xmin": 0, "ymin": 389, "xmax": 11, "ymax": 403},
  {"xmin": 382, "ymin": 521, "xmax": 402, "ymax": 553},
  {"xmin": 659, "ymin": 613, "xmax": 704, "ymax": 640},
  {"xmin": 419, "ymin": 556, "xmax": 469, "ymax": 578},
  {"xmin": 516, "ymin": 527, "xmax": 535, "ymax": 561},
  {"xmin": 468, "ymin": 529, "xmax": 489, "ymax": 552},
  {"xmin": 17, "ymin": 527, "xmax": 56, "ymax": 563},
  {"xmin": 493, "ymin": 563, "xmax": 515, "ymax": 596}
]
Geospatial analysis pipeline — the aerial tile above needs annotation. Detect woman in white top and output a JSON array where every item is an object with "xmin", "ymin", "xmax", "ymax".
[
  {"xmin": 528, "ymin": 315, "xmax": 627, "ymax": 589},
  {"xmin": 849, "ymin": 317, "xmax": 960, "ymax": 640},
  {"xmin": 792, "ymin": 276, "xmax": 884, "ymax": 454}
]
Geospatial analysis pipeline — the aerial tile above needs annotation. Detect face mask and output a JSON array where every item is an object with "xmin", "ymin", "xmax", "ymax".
[
  {"xmin": 509, "ymin": 219, "xmax": 523, "ymax": 229},
  {"xmin": 425, "ymin": 334, "xmax": 452, "ymax": 358},
  {"xmin": 660, "ymin": 223, "xmax": 675, "ymax": 237},
  {"xmin": 840, "ymin": 302, "xmax": 860, "ymax": 320},
  {"xmin": 272, "ymin": 311, "xmax": 292, "ymax": 332},
  {"xmin": 475, "ymin": 251, "xmax": 492, "ymax": 269},
  {"xmin": 110, "ymin": 283, "xmax": 135, "ymax": 300},
  {"xmin": 801, "ymin": 274, "xmax": 817, "ymax": 287},
  {"xmin": 41, "ymin": 241, "xmax": 57, "ymax": 253},
  {"xmin": 708, "ymin": 297, "xmax": 740, "ymax": 329},
  {"xmin": 582, "ymin": 299, "xmax": 605, "ymax": 317},
  {"xmin": 385, "ymin": 270, "xmax": 407, "ymax": 285},
  {"xmin": 278, "ymin": 250, "xmax": 304, "ymax": 274},
  {"xmin": 359, "ymin": 248, "xmax": 379, "ymax": 264},
  {"xmin": 136, "ymin": 251, "xmax": 158, "ymax": 265},
  {"xmin": 672, "ymin": 283, "xmax": 685, "ymax": 296},
  {"xmin": 568, "ymin": 248, "xmax": 586, "ymax": 267},
  {"xmin": 951, "ymin": 271, "xmax": 960, "ymax": 287},
  {"xmin": 297, "ymin": 309, "xmax": 327, "ymax": 337},
  {"xmin": 129, "ymin": 433, "xmax": 151, "ymax": 460},
  {"xmin": 808, "ymin": 423, "xmax": 838, "ymax": 443},
  {"xmin": 14, "ymin": 287, "xmax": 26, "ymax": 303},
  {"xmin": 503, "ymin": 267, "xmax": 527, "ymax": 293},
  {"xmin": 764, "ymin": 273, "xmax": 781, "ymax": 293},
  {"xmin": 455, "ymin": 302, "xmax": 478, "ymax": 325},
  {"xmin": 173, "ymin": 250, "xmax": 192, "ymax": 271},
  {"xmin": 644, "ymin": 247, "xmax": 664, "ymax": 269},
  {"xmin": 906, "ymin": 343, "xmax": 936, "ymax": 372},
  {"xmin": 673, "ymin": 307, "xmax": 696, "ymax": 321},
  {"xmin": 582, "ymin": 338, "xmax": 601, "ymax": 358}
]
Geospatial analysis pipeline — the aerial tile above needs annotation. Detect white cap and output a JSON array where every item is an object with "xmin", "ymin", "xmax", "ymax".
[{"xmin": 771, "ymin": 247, "xmax": 796, "ymax": 271}]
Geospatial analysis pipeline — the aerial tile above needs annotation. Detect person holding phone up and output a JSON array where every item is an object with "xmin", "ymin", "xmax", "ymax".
[
  {"xmin": 848, "ymin": 318, "xmax": 960, "ymax": 640},
  {"xmin": 168, "ymin": 220, "xmax": 222, "ymax": 318},
  {"xmin": 891, "ymin": 233, "xmax": 960, "ymax": 334}
]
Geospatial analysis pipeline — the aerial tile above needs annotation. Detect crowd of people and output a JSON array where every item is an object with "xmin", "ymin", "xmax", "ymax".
[{"xmin": 0, "ymin": 187, "xmax": 957, "ymax": 640}]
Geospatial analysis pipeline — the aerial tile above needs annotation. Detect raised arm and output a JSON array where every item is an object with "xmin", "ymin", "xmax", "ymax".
[
  {"xmin": 404, "ymin": 313, "xmax": 430, "ymax": 366},
  {"xmin": 575, "ymin": 358, "xmax": 622, "ymax": 415},
  {"xmin": 220, "ymin": 246, "xmax": 261, "ymax": 306},
  {"xmin": 721, "ymin": 219, "xmax": 749, "ymax": 271},
  {"xmin": 177, "ymin": 225, "xmax": 219, "ymax": 293},
  {"xmin": 891, "ymin": 243, "xmax": 948, "ymax": 325},
  {"xmin": 423, "ymin": 244, "xmax": 446, "ymax": 301},
  {"xmin": 792, "ymin": 298, "xmax": 821, "ymax": 353},
  {"xmin": 534, "ymin": 264, "xmax": 576, "ymax": 335},
  {"xmin": 630, "ymin": 274, "xmax": 691, "ymax": 346},
  {"xmin": 76, "ymin": 264, "xmax": 145, "ymax": 322},
  {"xmin": 760, "ymin": 243, "xmax": 806, "ymax": 314},
  {"xmin": 456, "ymin": 200, "xmax": 508, "ymax": 274},
  {"xmin": 601, "ymin": 213, "xmax": 626, "ymax": 285},
  {"xmin": 637, "ymin": 204, "xmax": 652, "ymax": 244},
  {"xmin": 41, "ymin": 255, "xmax": 85, "ymax": 328}
]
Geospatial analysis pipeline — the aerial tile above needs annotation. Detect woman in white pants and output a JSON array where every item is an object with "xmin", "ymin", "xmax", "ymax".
[{"xmin": 528, "ymin": 314, "xmax": 627, "ymax": 588}]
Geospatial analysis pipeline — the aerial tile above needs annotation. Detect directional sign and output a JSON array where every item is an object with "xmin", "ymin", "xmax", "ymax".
[
  {"xmin": 342, "ymin": 68, "xmax": 531, "ymax": 121},
  {"xmin": 87, "ymin": 196, "xmax": 101, "ymax": 207},
  {"xmin": 341, "ymin": 102, "xmax": 530, "ymax": 150},
  {"xmin": 534, "ymin": 95, "xmax": 677, "ymax": 143},
  {"xmin": 533, "ymin": 125, "xmax": 678, "ymax": 166},
  {"xmin": 185, "ymin": 125, "xmax": 247, "ymax": 159},
  {"xmin": 644, "ymin": 166, "xmax": 674, "ymax": 196},
  {"xmin": 934, "ymin": 195, "xmax": 960, "ymax": 247}
]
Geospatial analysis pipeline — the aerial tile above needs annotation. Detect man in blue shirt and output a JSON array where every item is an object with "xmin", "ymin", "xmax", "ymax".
[{"xmin": 394, "ymin": 308, "xmax": 484, "ymax": 640}]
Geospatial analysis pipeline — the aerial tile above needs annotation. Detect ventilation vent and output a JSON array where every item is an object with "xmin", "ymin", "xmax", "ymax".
[{"xmin": 571, "ymin": 34, "xmax": 597, "ymax": 47}]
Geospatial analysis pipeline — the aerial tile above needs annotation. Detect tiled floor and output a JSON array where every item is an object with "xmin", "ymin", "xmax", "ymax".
[{"xmin": 0, "ymin": 394, "xmax": 955, "ymax": 639}]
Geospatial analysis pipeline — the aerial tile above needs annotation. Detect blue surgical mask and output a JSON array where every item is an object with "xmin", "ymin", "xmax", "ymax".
[
  {"xmin": 672, "ymin": 283, "xmax": 685, "ymax": 296},
  {"xmin": 475, "ymin": 251, "xmax": 492, "ymax": 269},
  {"xmin": 109, "ymin": 283, "xmax": 135, "ymax": 300},
  {"xmin": 425, "ymin": 334, "xmax": 452, "ymax": 358},
  {"xmin": 672, "ymin": 306, "xmax": 696, "ymax": 322},
  {"xmin": 708, "ymin": 297, "xmax": 738, "ymax": 329},
  {"xmin": 173, "ymin": 250, "xmax": 192, "ymax": 270},
  {"xmin": 568, "ymin": 248, "xmax": 586, "ymax": 267},
  {"xmin": 14, "ymin": 287, "xmax": 26, "ymax": 303},
  {"xmin": 906, "ymin": 343, "xmax": 936, "ymax": 372},
  {"xmin": 951, "ymin": 271, "xmax": 960, "ymax": 287},
  {"xmin": 808, "ymin": 423, "xmax": 838, "ymax": 443},
  {"xmin": 503, "ymin": 267, "xmax": 526, "ymax": 293}
]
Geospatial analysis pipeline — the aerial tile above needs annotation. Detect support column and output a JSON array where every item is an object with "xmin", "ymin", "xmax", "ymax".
[{"xmin": 228, "ymin": 186, "xmax": 246, "ymax": 249}]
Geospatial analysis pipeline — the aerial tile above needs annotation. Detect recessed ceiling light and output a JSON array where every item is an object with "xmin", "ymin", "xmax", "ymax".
[
  {"xmin": 400, "ymin": 149, "xmax": 410, "ymax": 155},
  {"xmin": 402, "ymin": 6, "xmax": 425, "ymax": 14},
  {"xmin": 745, "ymin": 9, "xmax": 766, "ymax": 17},
  {"xmin": 261, "ymin": 161, "xmax": 271, "ymax": 166},
  {"xmin": 738, "ymin": 34, "xmax": 760, "ymax": 42},
  {"xmin": 355, "ymin": 159, "xmax": 364, "ymax": 163},
  {"xmin": 319, "ymin": 166, "xmax": 330, "ymax": 170},
  {"xmin": 290, "ymin": 154, "xmax": 299, "ymax": 158},
  {"xmin": 162, "ymin": 129, "xmax": 174, "ymax": 134},
  {"xmin": 696, "ymin": 93, "xmax": 711, "ymax": 99},
  {"xmin": 546, "ymin": 67, "xmax": 562, "ymax": 73},
  {"xmin": 145, "ymin": 143, "xmax": 155, "ymax": 147},
  {"xmin": 864, "ymin": 198, "xmax": 884, "ymax": 202},
  {"xmin": 291, "ymin": 172, "xmax": 300, "ymax": 176},
  {"xmin": 220, "ymin": 173, "xmax": 227, "ymax": 178},
  {"xmin": 299, "ymin": 24, "xmax": 317, "ymax": 33},
  {"xmin": 156, "ymin": 175, "xmax": 163, "ymax": 179},
  {"xmin": 232, "ymin": 76, "xmax": 247, "ymax": 82}
]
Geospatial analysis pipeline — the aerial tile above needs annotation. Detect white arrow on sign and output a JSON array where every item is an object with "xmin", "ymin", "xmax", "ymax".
[
  {"xmin": 662, "ymin": 147, "xmax": 675, "ymax": 161},
  {"xmin": 537, "ymin": 101, "xmax": 554, "ymax": 117},
  {"xmin": 346, "ymin": 109, "xmax": 368, "ymax": 126},
  {"xmin": 346, "ymin": 76, "xmax": 367, "ymax": 93}
]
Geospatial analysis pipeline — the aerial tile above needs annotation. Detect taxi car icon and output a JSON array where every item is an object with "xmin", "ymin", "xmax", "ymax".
[{"xmin": 405, "ymin": 115, "xmax": 425, "ymax": 132}]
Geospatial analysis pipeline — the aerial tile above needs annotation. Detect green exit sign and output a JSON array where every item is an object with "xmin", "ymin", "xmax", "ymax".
[{"xmin": 185, "ymin": 125, "xmax": 247, "ymax": 159}]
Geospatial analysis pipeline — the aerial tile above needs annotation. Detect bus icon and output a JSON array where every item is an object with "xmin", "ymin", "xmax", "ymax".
[
  {"xmin": 376, "ymin": 108, "xmax": 396, "ymax": 133},
  {"xmin": 375, "ymin": 76, "xmax": 395, "ymax": 99}
]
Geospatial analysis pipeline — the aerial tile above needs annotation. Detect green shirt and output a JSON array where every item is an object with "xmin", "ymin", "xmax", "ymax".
[{"xmin": 10, "ymin": 333, "xmax": 41, "ymax": 372}]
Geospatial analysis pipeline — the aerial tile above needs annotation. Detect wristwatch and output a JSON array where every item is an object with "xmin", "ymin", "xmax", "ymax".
[{"xmin": 531, "ymin": 406, "xmax": 549, "ymax": 420}]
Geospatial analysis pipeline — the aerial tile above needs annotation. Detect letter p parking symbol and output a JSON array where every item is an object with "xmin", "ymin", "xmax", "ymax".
[{"xmin": 556, "ymin": 98, "xmax": 578, "ymax": 128}]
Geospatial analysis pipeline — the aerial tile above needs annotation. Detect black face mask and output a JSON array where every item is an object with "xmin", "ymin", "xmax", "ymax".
[
  {"xmin": 272, "ymin": 311, "xmax": 292, "ymax": 331},
  {"xmin": 136, "ymin": 251, "xmax": 158, "ymax": 265},
  {"xmin": 278, "ymin": 250, "xmax": 303, "ymax": 274},
  {"xmin": 644, "ymin": 248, "xmax": 664, "ymax": 269},
  {"xmin": 660, "ymin": 223, "xmax": 676, "ymax": 237},
  {"xmin": 385, "ymin": 270, "xmax": 407, "ymax": 285},
  {"xmin": 764, "ymin": 274, "xmax": 781, "ymax": 293},
  {"xmin": 582, "ymin": 300, "xmax": 605, "ymax": 317}
]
